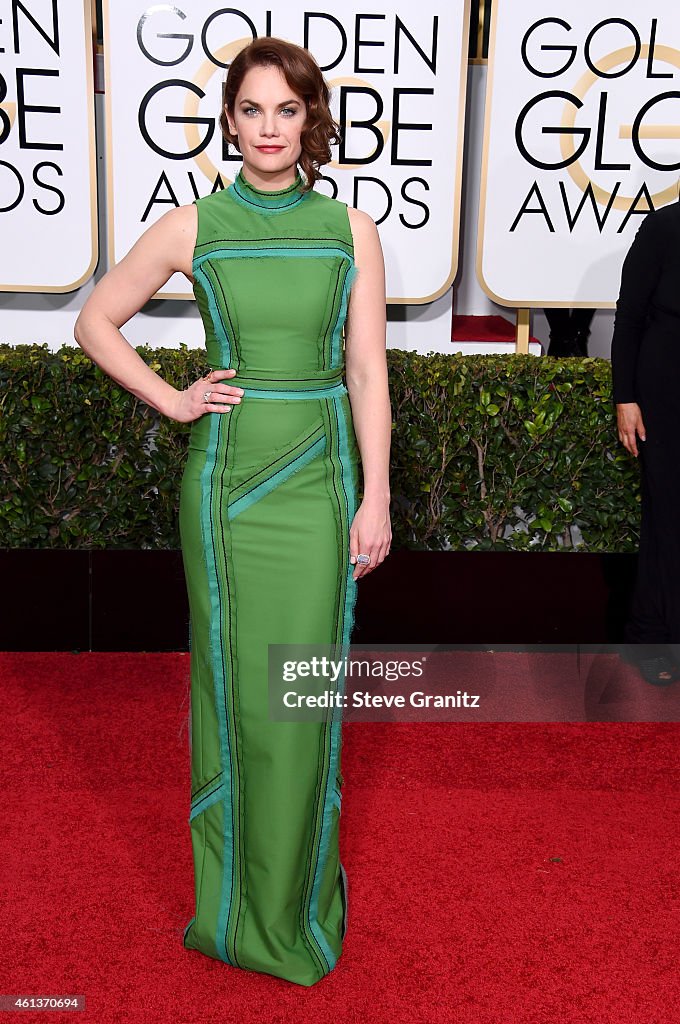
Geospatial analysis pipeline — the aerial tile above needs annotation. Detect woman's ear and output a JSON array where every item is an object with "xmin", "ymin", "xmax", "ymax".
[{"xmin": 225, "ymin": 106, "xmax": 237, "ymax": 136}]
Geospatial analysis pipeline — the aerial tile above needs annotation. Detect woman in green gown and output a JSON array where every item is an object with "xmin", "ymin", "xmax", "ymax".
[{"xmin": 74, "ymin": 37, "xmax": 391, "ymax": 987}]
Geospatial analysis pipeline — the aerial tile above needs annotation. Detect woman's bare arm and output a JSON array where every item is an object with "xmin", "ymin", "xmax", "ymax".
[
  {"xmin": 344, "ymin": 205, "xmax": 391, "ymax": 577},
  {"xmin": 74, "ymin": 204, "xmax": 242, "ymax": 421},
  {"xmin": 345, "ymin": 205, "xmax": 391, "ymax": 502}
]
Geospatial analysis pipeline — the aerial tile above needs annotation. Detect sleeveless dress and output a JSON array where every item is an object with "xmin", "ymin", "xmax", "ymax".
[{"xmin": 178, "ymin": 168, "xmax": 360, "ymax": 987}]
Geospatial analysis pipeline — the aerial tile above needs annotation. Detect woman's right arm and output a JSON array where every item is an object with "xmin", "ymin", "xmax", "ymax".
[
  {"xmin": 74, "ymin": 205, "xmax": 242, "ymax": 421},
  {"xmin": 611, "ymin": 211, "xmax": 665, "ymax": 457}
]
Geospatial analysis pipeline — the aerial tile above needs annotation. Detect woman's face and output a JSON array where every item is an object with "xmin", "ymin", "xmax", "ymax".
[{"xmin": 226, "ymin": 65, "xmax": 307, "ymax": 187}]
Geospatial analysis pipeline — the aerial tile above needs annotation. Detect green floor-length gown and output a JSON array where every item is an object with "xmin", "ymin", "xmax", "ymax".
[{"xmin": 178, "ymin": 167, "xmax": 360, "ymax": 987}]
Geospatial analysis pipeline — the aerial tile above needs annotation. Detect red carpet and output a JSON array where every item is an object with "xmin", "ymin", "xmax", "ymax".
[
  {"xmin": 2, "ymin": 652, "xmax": 679, "ymax": 1024},
  {"xmin": 451, "ymin": 314, "xmax": 542, "ymax": 348}
]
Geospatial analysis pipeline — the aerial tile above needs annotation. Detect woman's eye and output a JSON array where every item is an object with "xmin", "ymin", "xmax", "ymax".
[{"xmin": 240, "ymin": 105, "xmax": 298, "ymax": 116}]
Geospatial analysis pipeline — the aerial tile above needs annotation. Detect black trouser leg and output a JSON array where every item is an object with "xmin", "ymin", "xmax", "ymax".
[
  {"xmin": 626, "ymin": 433, "xmax": 680, "ymax": 643},
  {"xmin": 544, "ymin": 309, "xmax": 572, "ymax": 356},
  {"xmin": 570, "ymin": 308, "xmax": 596, "ymax": 356}
]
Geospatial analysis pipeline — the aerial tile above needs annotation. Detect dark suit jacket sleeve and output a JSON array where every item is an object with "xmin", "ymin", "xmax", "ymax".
[{"xmin": 611, "ymin": 212, "xmax": 667, "ymax": 405}]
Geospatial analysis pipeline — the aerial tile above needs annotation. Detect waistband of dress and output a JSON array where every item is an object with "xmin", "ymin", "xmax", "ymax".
[{"xmin": 206, "ymin": 365, "xmax": 347, "ymax": 399}]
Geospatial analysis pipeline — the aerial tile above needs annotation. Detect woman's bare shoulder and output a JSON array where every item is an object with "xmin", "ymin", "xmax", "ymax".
[
  {"xmin": 160, "ymin": 202, "xmax": 197, "ymax": 236},
  {"xmin": 346, "ymin": 205, "xmax": 383, "ymax": 269},
  {"xmin": 346, "ymin": 205, "xmax": 377, "ymax": 235},
  {"xmin": 145, "ymin": 203, "xmax": 197, "ymax": 280}
]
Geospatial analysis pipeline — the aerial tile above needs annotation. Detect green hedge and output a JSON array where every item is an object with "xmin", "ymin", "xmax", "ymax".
[{"xmin": 0, "ymin": 343, "xmax": 640, "ymax": 551}]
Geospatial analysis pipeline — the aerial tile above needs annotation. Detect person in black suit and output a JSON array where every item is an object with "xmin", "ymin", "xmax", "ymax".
[
  {"xmin": 611, "ymin": 199, "xmax": 680, "ymax": 682},
  {"xmin": 544, "ymin": 307, "xmax": 596, "ymax": 357}
]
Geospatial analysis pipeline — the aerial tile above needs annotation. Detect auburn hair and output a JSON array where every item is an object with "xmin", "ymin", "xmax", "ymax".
[{"xmin": 220, "ymin": 37, "xmax": 341, "ymax": 192}]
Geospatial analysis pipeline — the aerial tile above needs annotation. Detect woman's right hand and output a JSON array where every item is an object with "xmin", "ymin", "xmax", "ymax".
[
  {"xmin": 616, "ymin": 402, "xmax": 646, "ymax": 458},
  {"xmin": 170, "ymin": 369, "xmax": 245, "ymax": 423}
]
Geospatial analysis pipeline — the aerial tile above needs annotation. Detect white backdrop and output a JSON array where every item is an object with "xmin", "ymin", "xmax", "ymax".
[
  {"xmin": 0, "ymin": 64, "xmax": 555, "ymax": 356},
  {"xmin": 103, "ymin": 1, "xmax": 470, "ymax": 303},
  {"xmin": 478, "ymin": 2, "xmax": 680, "ymax": 307},
  {"xmin": 0, "ymin": 0, "xmax": 97, "ymax": 292},
  {"xmin": 2, "ymin": 4, "xmax": 638, "ymax": 354}
]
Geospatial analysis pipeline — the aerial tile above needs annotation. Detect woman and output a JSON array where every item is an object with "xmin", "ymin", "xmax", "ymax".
[
  {"xmin": 74, "ymin": 37, "xmax": 391, "ymax": 986},
  {"xmin": 612, "ymin": 198, "xmax": 680, "ymax": 683}
]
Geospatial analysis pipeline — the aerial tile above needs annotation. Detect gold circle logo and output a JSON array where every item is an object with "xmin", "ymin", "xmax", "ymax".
[{"xmin": 560, "ymin": 43, "xmax": 680, "ymax": 209}]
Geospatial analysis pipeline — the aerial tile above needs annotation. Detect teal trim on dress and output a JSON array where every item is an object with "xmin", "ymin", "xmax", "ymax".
[
  {"xmin": 231, "ymin": 169, "xmax": 307, "ymax": 214},
  {"xmin": 306, "ymin": 396, "xmax": 358, "ymax": 970},
  {"xmin": 227, "ymin": 435, "xmax": 325, "ymax": 521},
  {"xmin": 241, "ymin": 383, "xmax": 347, "ymax": 401},
  {"xmin": 330, "ymin": 261, "xmax": 358, "ymax": 368},
  {"xmin": 336, "ymin": 399, "xmax": 360, "ymax": 657},
  {"xmin": 193, "ymin": 265, "xmax": 232, "ymax": 366},
  {"xmin": 200, "ymin": 413, "xmax": 237, "ymax": 967},
  {"xmin": 193, "ymin": 247, "xmax": 354, "ymax": 272},
  {"xmin": 190, "ymin": 780, "xmax": 226, "ymax": 822}
]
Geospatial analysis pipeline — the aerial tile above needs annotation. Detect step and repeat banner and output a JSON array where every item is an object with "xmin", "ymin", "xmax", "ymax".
[
  {"xmin": 478, "ymin": 2, "xmax": 680, "ymax": 307},
  {"xmin": 102, "ymin": 1, "xmax": 470, "ymax": 302},
  {"xmin": 0, "ymin": 0, "xmax": 98, "ymax": 292},
  {"xmin": 1, "ymin": 2, "xmax": 678, "ymax": 308}
]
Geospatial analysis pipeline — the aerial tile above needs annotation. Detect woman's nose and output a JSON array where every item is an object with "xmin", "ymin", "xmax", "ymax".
[{"xmin": 260, "ymin": 115, "xmax": 279, "ymax": 137}]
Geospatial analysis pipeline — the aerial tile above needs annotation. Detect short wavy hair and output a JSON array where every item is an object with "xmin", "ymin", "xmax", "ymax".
[{"xmin": 221, "ymin": 37, "xmax": 341, "ymax": 192}]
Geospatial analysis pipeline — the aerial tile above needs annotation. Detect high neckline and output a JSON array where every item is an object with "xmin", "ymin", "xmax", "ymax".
[{"xmin": 232, "ymin": 168, "xmax": 307, "ymax": 211}]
